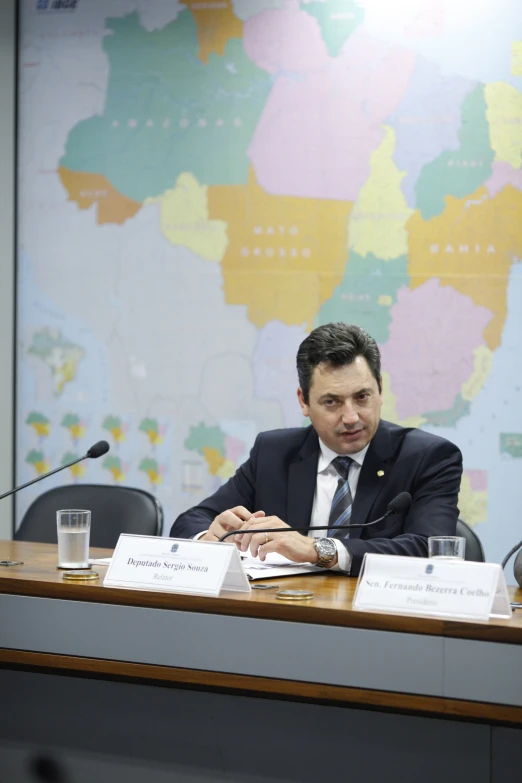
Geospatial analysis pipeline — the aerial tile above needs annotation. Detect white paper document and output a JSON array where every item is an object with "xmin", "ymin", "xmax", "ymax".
[{"xmin": 241, "ymin": 552, "xmax": 320, "ymax": 581}]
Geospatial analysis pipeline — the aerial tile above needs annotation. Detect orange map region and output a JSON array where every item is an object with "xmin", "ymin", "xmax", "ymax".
[
  {"xmin": 202, "ymin": 446, "xmax": 225, "ymax": 475},
  {"xmin": 208, "ymin": 169, "xmax": 353, "ymax": 328},
  {"xmin": 58, "ymin": 167, "xmax": 142, "ymax": 225},
  {"xmin": 181, "ymin": 0, "xmax": 243, "ymax": 63},
  {"xmin": 407, "ymin": 185, "xmax": 522, "ymax": 350}
]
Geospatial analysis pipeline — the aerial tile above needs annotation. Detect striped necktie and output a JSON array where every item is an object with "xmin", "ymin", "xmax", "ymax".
[{"xmin": 327, "ymin": 456, "xmax": 354, "ymax": 538}]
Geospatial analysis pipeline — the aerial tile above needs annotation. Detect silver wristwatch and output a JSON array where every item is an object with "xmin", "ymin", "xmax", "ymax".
[{"xmin": 313, "ymin": 537, "xmax": 337, "ymax": 567}]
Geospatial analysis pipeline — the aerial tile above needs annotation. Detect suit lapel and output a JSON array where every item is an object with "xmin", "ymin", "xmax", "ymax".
[
  {"xmin": 350, "ymin": 421, "xmax": 396, "ymax": 540},
  {"xmin": 287, "ymin": 427, "xmax": 320, "ymax": 532}
]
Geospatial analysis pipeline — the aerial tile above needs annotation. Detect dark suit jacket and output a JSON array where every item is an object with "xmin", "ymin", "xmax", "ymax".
[{"xmin": 170, "ymin": 420, "xmax": 463, "ymax": 576}]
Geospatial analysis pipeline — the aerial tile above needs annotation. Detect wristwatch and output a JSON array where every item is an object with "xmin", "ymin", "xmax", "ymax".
[{"xmin": 313, "ymin": 537, "xmax": 337, "ymax": 567}]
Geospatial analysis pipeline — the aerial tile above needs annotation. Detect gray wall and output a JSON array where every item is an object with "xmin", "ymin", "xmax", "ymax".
[
  {"xmin": 1, "ymin": 669, "xmax": 521, "ymax": 783},
  {"xmin": 0, "ymin": 0, "xmax": 16, "ymax": 539}
]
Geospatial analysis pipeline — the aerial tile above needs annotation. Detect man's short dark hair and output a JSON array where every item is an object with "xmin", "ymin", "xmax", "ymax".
[{"xmin": 296, "ymin": 323, "xmax": 382, "ymax": 403}]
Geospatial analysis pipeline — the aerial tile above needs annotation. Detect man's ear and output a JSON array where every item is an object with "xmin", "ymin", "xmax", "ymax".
[{"xmin": 297, "ymin": 387, "xmax": 309, "ymax": 417}]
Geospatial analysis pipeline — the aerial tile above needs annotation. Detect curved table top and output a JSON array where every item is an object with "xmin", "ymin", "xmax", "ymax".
[{"xmin": 1, "ymin": 539, "xmax": 521, "ymax": 644}]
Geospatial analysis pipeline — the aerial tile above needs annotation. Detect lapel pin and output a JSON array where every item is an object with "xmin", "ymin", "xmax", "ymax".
[{"xmin": 377, "ymin": 470, "xmax": 385, "ymax": 477}]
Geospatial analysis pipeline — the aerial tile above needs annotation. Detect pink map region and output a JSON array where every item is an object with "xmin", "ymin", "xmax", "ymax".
[
  {"xmin": 403, "ymin": 0, "xmax": 446, "ymax": 38},
  {"xmin": 246, "ymin": 24, "xmax": 415, "ymax": 200},
  {"xmin": 484, "ymin": 162, "xmax": 522, "ymax": 197},
  {"xmin": 225, "ymin": 435, "xmax": 246, "ymax": 464},
  {"xmin": 464, "ymin": 469, "xmax": 488, "ymax": 491},
  {"xmin": 252, "ymin": 321, "xmax": 308, "ymax": 427},
  {"xmin": 380, "ymin": 280, "xmax": 493, "ymax": 419},
  {"xmin": 243, "ymin": 4, "xmax": 328, "ymax": 74}
]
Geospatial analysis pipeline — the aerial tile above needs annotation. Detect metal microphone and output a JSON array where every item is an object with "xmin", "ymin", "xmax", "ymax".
[
  {"xmin": 514, "ymin": 549, "xmax": 522, "ymax": 589},
  {"xmin": 501, "ymin": 539, "xmax": 522, "ymax": 588},
  {"xmin": 501, "ymin": 540, "xmax": 522, "ymax": 570},
  {"xmin": 0, "ymin": 440, "xmax": 110, "ymax": 501},
  {"xmin": 218, "ymin": 491, "xmax": 413, "ymax": 542}
]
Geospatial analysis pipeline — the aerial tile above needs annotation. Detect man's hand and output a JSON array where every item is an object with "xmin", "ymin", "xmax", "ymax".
[
  {"xmin": 234, "ymin": 515, "xmax": 332, "ymax": 565},
  {"xmin": 199, "ymin": 507, "xmax": 265, "ymax": 542}
]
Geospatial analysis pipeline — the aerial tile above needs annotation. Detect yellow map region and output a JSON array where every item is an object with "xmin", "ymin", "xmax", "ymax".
[
  {"xmin": 33, "ymin": 460, "xmax": 51, "ymax": 475},
  {"xmin": 407, "ymin": 186, "xmax": 522, "ymax": 350},
  {"xmin": 380, "ymin": 371, "xmax": 427, "ymax": 429},
  {"xmin": 512, "ymin": 42, "xmax": 522, "ymax": 75},
  {"xmin": 66, "ymin": 424, "xmax": 86, "ymax": 441},
  {"xmin": 58, "ymin": 167, "xmax": 142, "ymax": 225},
  {"xmin": 201, "ymin": 447, "xmax": 235, "ymax": 479},
  {"xmin": 106, "ymin": 464, "xmax": 126, "ymax": 482},
  {"xmin": 461, "ymin": 346, "xmax": 493, "ymax": 402},
  {"xmin": 49, "ymin": 348, "xmax": 84, "ymax": 396},
  {"xmin": 143, "ymin": 430, "xmax": 163, "ymax": 446},
  {"xmin": 148, "ymin": 173, "xmax": 228, "ymax": 262},
  {"xmin": 69, "ymin": 464, "xmax": 86, "ymax": 479},
  {"xmin": 208, "ymin": 169, "xmax": 353, "ymax": 328},
  {"xmin": 29, "ymin": 421, "xmax": 49, "ymax": 438},
  {"xmin": 180, "ymin": 0, "xmax": 243, "ymax": 63},
  {"xmin": 143, "ymin": 469, "xmax": 162, "ymax": 485},
  {"xmin": 485, "ymin": 82, "xmax": 522, "ymax": 168},
  {"xmin": 458, "ymin": 474, "xmax": 487, "ymax": 528},
  {"xmin": 217, "ymin": 459, "xmax": 236, "ymax": 480},
  {"xmin": 349, "ymin": 126, "xmax": 414, "ymax": 260}
]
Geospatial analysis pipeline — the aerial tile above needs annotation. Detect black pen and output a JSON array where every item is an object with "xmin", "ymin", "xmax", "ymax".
[{"xmin": 251, "ymin": 584, "xmax": 281, "ymax": 590}]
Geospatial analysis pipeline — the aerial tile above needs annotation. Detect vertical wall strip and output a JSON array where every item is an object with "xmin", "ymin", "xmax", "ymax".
[{"xmin": 0, "ymin": 0, "xmax": 17, "ymax": 538}]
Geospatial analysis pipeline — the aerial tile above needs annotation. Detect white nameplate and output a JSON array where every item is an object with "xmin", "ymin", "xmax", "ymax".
[
  {"xmin": 103, "ymin": 534, "xmax": 251, "ymax": 597},
  {"xmin": 353, "ymin": 554, "xmax": 512, "ymax": 621}
]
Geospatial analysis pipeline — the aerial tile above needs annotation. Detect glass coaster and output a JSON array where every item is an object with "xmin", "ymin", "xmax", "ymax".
[
  {"xmin": 62, "ymin": 570, "xmax": 99, "ymax": 581},
  {"xmin": 275, "ymin": 589, "xmax": 314, "ymax": 601}
]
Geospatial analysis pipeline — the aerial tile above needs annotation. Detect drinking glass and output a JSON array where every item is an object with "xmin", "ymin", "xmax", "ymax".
[
  {"xmin": 428, "ymin": 536, "xmax": 465, "ymax": 560},
  {"xmin": 57, "ymin": 509, "xmax": 91, "ymax": 569}
]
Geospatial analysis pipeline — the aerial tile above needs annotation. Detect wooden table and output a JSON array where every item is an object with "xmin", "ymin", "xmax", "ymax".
[{"xmin": 1, "ymin": 540, "xmax": 522, "ymax": 783}]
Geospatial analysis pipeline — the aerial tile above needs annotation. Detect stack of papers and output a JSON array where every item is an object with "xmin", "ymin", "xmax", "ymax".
[{"xmin": 241, "ymin": 552, "xmax": 321, "ymax": 581}]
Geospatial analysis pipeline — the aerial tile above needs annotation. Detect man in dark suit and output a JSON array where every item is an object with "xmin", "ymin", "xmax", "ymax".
[{"xmin": 171, "ymin": 323, "xmax": 462, "ymax": 576}]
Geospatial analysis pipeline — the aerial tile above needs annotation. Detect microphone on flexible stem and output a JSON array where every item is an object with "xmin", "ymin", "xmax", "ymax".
[
  {"xmin": 501, "ymin": 539, "xmax": 522, "ymax": 589},
  {"xmin": 514, "ymin": 550, "xmax": 522, "ymax": 590},
  {"xmin": 218, "ymin": 491, "xmax": 413, "ymax": 542},
  {"xmin": 0, "ymin": 440, "xmax": 110, "ymax": 501}
]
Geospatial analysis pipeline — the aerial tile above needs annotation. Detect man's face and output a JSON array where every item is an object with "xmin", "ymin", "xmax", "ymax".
[{"xmin": 297, "ymin": 358, "xmax": 383, "ymax": 455}]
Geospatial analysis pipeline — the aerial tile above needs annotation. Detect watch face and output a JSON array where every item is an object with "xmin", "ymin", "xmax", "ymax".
[{"xmin": 316, "ymin": 538, "xmax": 336, "ymax": 559}]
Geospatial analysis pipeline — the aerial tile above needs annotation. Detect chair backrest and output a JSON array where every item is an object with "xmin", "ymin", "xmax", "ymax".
[
  {"xmin": 15, "ymin": 484, "xmax": 163, "ymax": 548},
  {"xmin": 456, "ymin": 518, "xmax": 485, "ymax": 562}
]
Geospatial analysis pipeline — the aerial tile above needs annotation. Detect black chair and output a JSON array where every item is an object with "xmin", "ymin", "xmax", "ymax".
[
  {"xmin": 456, "ymin": 518, "xmax": 485, "ymax": 562},
  {"xmin": 16, "ymin": 484, "xmax": 163, "ymax": 548}
]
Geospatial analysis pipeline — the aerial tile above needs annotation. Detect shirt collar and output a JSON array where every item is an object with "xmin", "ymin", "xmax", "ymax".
[{"xmin": 317, "ymin": 438, "xmax": 370, "ymax": 474}]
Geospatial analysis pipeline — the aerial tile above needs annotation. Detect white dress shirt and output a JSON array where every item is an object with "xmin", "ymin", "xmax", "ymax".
[{"xmin": 309, "ymin": 439, "xmax": 370, "ymax": 573}]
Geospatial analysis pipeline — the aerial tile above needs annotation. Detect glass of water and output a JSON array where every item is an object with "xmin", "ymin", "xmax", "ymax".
[
  {"xmin": 57, "ymin": 509, "xmax": 91, "ymax": 569},
  {"xmin": 428, "ymin": 536, "xmax": 466, "ymax": 560}
]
